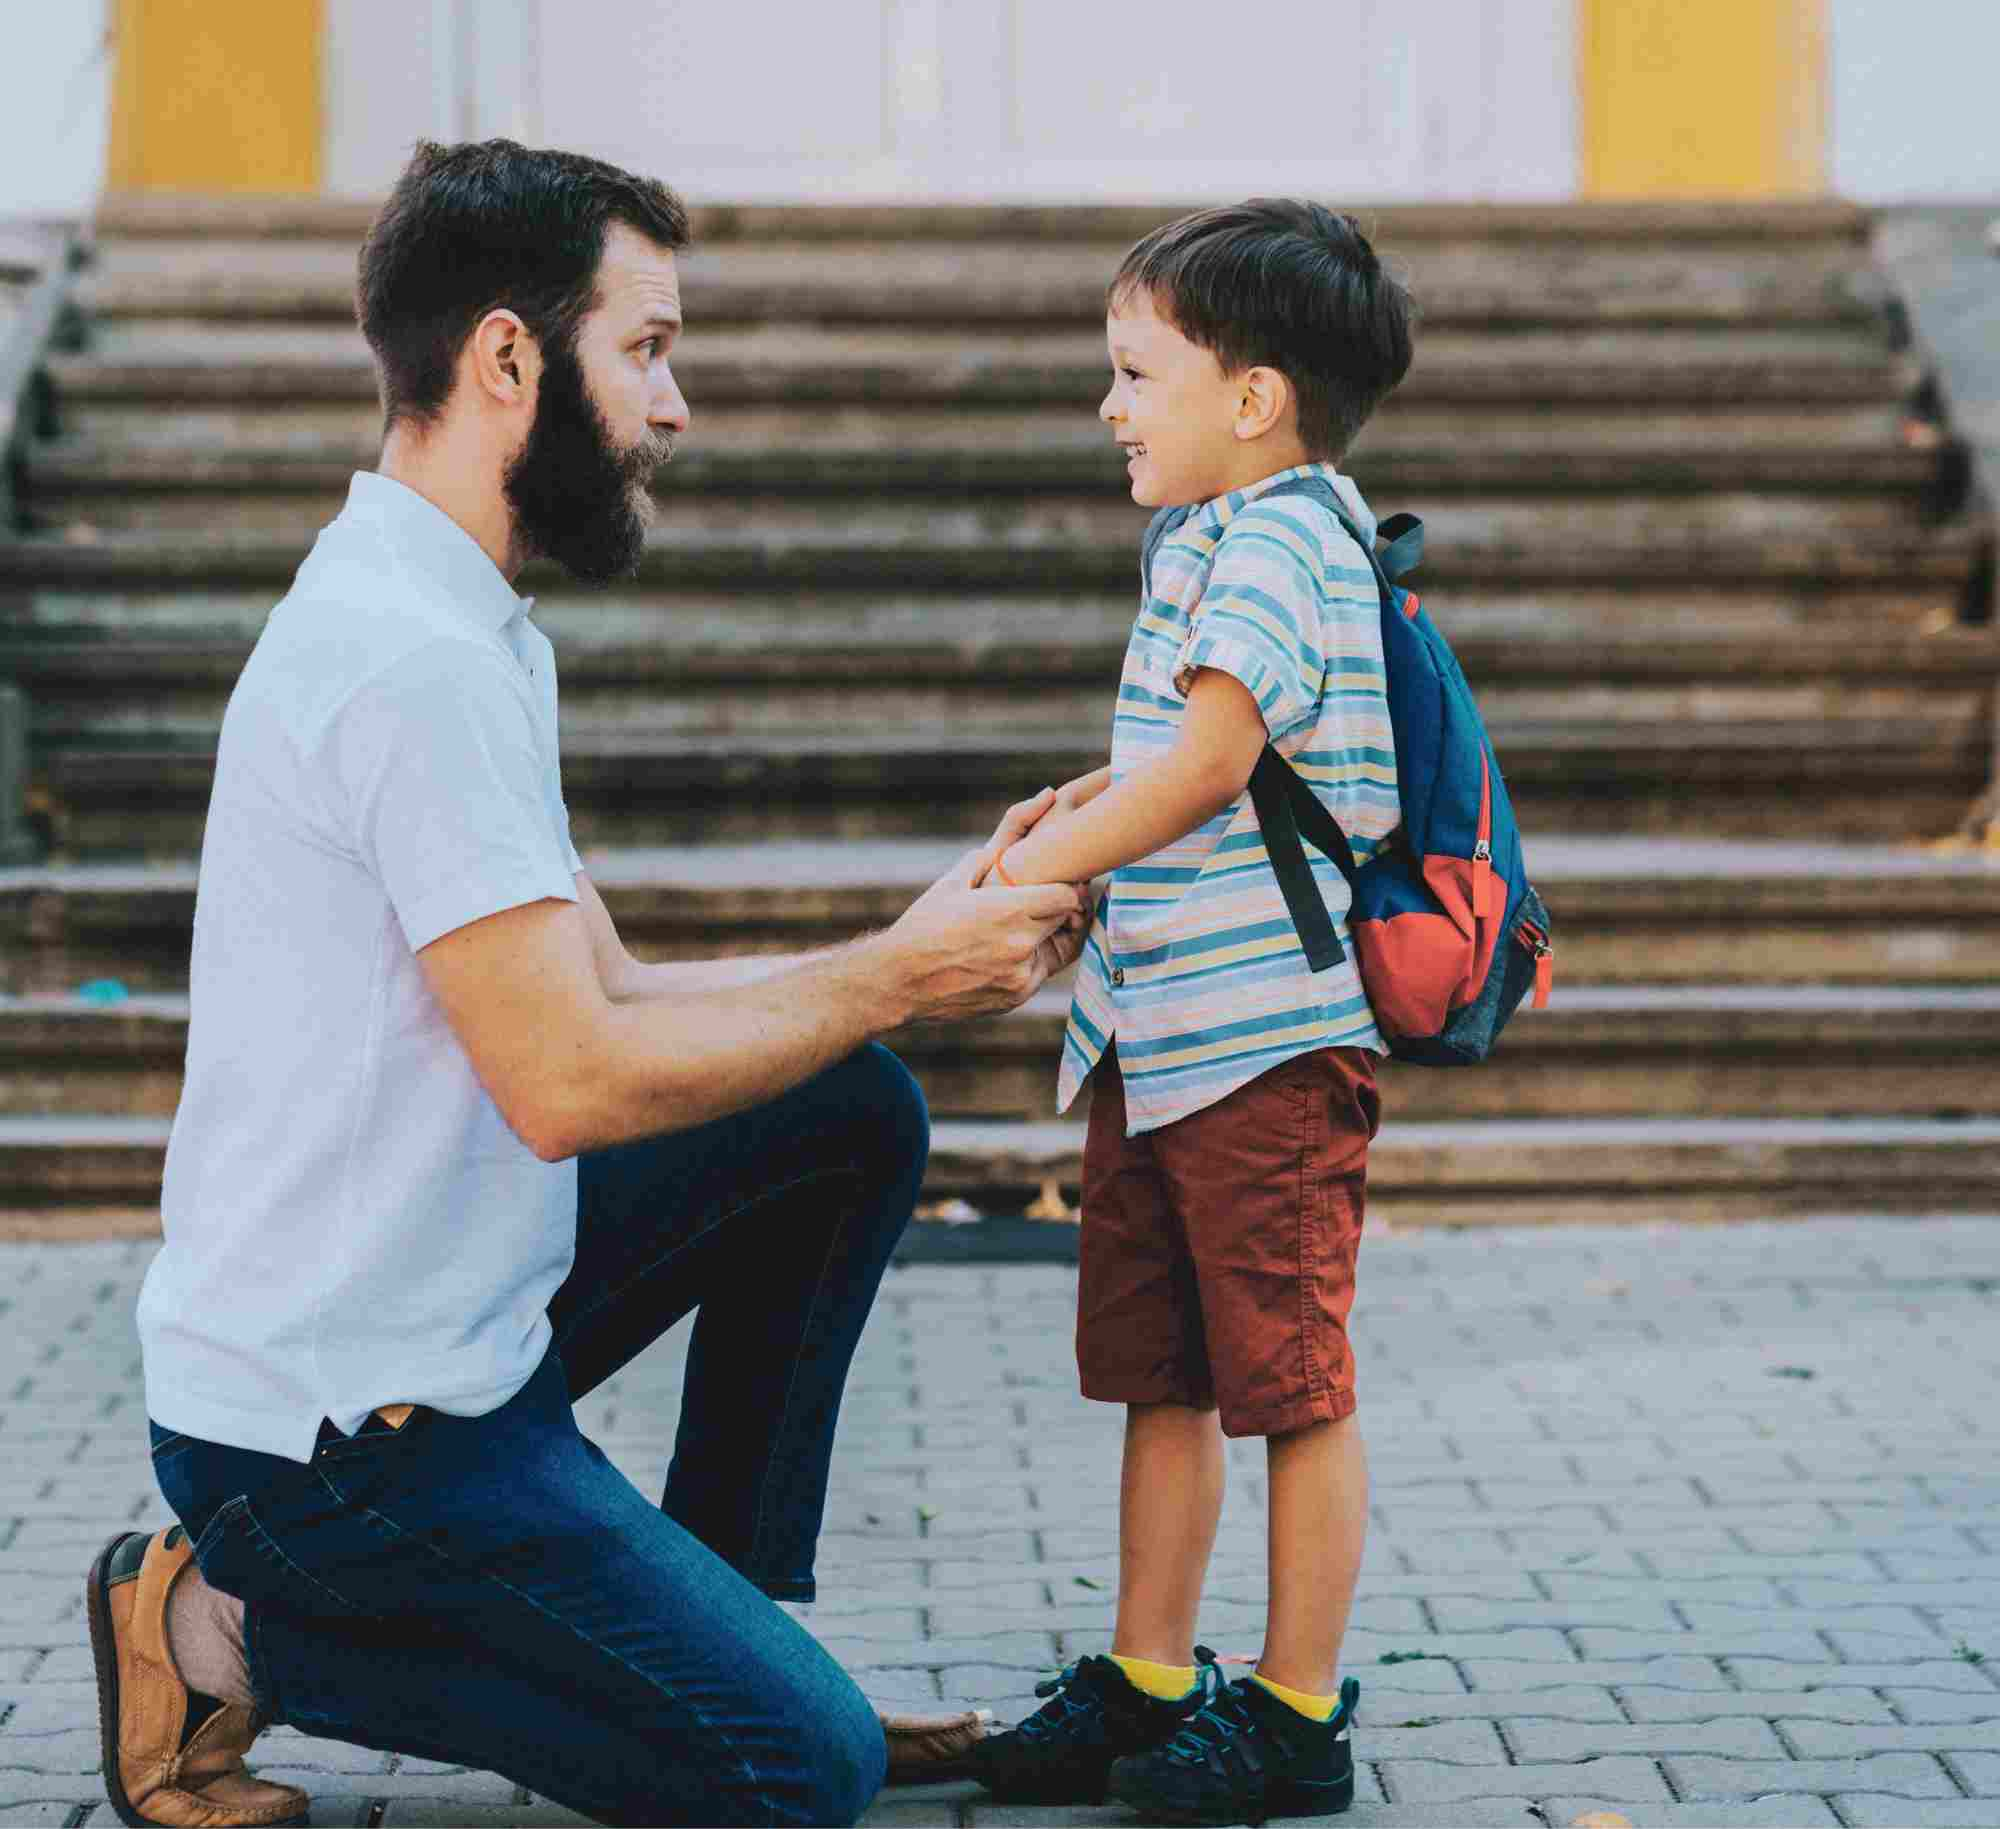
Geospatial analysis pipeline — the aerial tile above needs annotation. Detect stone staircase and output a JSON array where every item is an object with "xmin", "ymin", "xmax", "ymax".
[{"xmin": 2, "ymin": 198, "xmax": 1997, "ymax": 1234}]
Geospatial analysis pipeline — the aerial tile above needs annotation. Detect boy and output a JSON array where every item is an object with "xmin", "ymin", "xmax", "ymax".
[{"xmin": 966, "ymin": 201, "xmax": 1413, "ymax": 1822}]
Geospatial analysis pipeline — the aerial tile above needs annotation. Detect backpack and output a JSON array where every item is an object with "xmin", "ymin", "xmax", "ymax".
[{"xmin": 1141, "ymin": 475, "xmax": 1552, "ymax": 1066}]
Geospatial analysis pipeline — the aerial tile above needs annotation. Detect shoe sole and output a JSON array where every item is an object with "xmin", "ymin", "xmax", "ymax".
[
  {"xmin": 1106, "ymin": 1771, "xmax": 1355, "ymax": 1825},
  {"xmin": 86, "ymin": 1532, "xmax": 312, "ymax": 1829}
]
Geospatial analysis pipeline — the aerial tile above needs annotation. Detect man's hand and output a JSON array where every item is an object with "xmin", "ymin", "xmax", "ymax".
[{"xmin": 888, "ymin": 847, "xmax": 1085, "ymax": 1025}]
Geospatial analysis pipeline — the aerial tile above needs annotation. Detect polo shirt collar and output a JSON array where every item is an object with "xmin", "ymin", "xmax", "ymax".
[{"xmin": 339, "ymin": 471, "xmax": 531, "ymax": 633}]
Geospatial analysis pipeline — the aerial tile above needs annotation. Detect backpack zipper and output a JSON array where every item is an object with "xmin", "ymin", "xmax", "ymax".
[
  {"xmin": 1471, "ymin": 753, "xmax": 1493, "ymax": 920},
  {"xmin": 1516, "ymin": 918, "xmax": 1553, "ymax": 1009}
]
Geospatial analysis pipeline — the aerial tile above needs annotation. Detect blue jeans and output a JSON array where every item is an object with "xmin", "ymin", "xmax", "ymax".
[{"xmin": 147, "ymin": 1043, "xmax": 928, "ymax": 1828}]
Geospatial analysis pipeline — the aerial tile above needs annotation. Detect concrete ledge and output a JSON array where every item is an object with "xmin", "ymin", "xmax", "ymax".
[{"xmin": 93, "ymin": 193, "xmax": 1876, "ymax": 245}]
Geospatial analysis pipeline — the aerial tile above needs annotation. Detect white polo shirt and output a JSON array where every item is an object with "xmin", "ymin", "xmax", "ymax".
[{"xmin": 137, "ymin": 472, "xmax": 585, "ymax": 1463}]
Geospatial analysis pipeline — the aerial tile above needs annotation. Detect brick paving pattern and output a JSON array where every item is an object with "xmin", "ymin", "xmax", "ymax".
[{"xmin": 2, "ymin": 1215, "xmax": 1998, "ymax": 1827}]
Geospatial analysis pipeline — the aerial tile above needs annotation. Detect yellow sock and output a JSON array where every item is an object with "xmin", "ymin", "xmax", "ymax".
[
  {"xmin": 1109, "ymin": 1654, "xmax": 1198, "ymax": 1700},
  {"xmin": 1250, "ymin": 1673, "xmax": 1341, "ymax": 1722}
]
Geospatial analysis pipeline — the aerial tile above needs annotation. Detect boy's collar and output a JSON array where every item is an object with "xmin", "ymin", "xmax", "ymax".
[{"xmin": 1192, "ymin": 459, "xmax": 1347, "ymax": 530}]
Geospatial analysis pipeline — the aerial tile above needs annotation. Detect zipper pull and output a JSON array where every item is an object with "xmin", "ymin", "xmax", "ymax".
[
  {"xmin": 1471, "ymin": 839, "xmax": 1492, "ymax": 920},
  {"xmin": 1533, "ymin": 940, "xmax": 1553, "ymax": 1010}
]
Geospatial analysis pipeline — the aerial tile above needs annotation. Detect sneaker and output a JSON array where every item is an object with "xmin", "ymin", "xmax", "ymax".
[
  {"xmin": 967, "ymin": 1647, "xmax": 1223, "ymax": 1805},
  {"xmin": 1106, "ymin": 1673, "xmax": 1359, "ymax": 1825}
]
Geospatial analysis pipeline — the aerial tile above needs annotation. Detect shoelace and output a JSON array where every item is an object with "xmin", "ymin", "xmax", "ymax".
[
  {"xmin": 1017, "ymin": 1660, "xmax": 1095, "ymax": 1743},
  {"xmin": 1163, "ymin": 1683, "xmax": 1293, "ymax": 1773},
  {"xmin": 1019, "ymin": 1646, "xmax": 1224, "ymax": 1744}
]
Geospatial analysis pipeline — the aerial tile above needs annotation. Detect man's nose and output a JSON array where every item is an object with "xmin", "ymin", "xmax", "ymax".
[{"xmin": 653, "ymin": 367, "xmax": 691, "ymax": 436}]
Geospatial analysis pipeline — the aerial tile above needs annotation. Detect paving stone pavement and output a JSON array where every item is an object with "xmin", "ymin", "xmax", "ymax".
[{"xmin": 2, "ymin": 1215, "xmax": 1998, "ymax": 1828}]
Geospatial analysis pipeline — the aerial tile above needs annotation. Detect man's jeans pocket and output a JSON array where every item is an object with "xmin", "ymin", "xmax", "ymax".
[{"xmin": 152, "ymin": 1432, "xmax": 372, "ymax": 1621}]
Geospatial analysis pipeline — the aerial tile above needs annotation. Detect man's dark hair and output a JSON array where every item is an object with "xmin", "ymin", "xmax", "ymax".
[
  {"xmin": 1110, "ymin": 200, "xmax": 1412, "ymax": 462},
  {"xmin": 356, "ymin": 139, "xmax": 692, "ymax": 432}
]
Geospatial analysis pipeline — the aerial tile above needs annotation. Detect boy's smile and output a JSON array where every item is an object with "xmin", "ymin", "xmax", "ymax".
[{"xmin": 1101, "ymin": 287, "xmax": 1309, "ymax": 509}]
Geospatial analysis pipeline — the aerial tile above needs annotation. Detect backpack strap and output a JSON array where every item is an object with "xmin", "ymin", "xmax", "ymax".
[
  {"xmin": 1247, "ymin": 749, "xmax": 1360, "ymax": 970},
  {"xmin": 1376, "ymin": 513, "xmax": 1424, "ymax": 583}
]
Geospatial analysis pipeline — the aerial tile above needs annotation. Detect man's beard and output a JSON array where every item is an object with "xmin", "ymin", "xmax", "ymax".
[{"xmin": 503, "ymin": 335, "xmax": 670, "ymax": 585}]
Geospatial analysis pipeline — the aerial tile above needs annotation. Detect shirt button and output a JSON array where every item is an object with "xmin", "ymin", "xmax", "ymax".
[{"xmin": 1111, "ymin": 967, "xmax": 1125, "ymax": 987}]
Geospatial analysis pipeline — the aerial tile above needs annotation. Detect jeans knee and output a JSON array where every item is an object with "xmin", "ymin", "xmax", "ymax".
[
  {"xmin": 797, "ymin": 1683, "xmax": 887, "ymax": 1826},
  {"xmin": 851, "ymin": 1043, "xmax": 930, "ymax": 1185}
]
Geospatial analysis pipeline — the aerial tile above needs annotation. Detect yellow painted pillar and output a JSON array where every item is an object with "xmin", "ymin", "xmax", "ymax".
[
  {"xmin": 1579, "ymin": 0, "xmax": 1827, "ymax": 198},
  {"xmin": 107, "ymin": 0, "xmax": 323, "ymax": 192}
]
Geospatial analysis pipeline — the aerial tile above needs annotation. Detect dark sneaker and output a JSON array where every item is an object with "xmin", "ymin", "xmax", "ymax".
[
  {"xmin": 1107, "ymin": 1673, "xmax": 1359, "ymax": 1825},
  {"xmin": 967, "ymin": 1647, "xmax": 1223, "ymax": 1805}
]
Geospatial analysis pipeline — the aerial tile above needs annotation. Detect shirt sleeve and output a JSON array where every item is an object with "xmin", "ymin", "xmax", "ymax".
[
  {"xmin": 1172, "ymin": 501, "xmax": 1330, "ymax": 743},
  {"xmin": 328, "ymin": 639, "xmax": 581, "ymax": 953}
]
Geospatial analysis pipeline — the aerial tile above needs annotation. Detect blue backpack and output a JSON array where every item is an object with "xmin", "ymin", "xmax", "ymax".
[{"xmin": 1142, "ymin": 476, "xmax": 1552, "ymax": 1066}]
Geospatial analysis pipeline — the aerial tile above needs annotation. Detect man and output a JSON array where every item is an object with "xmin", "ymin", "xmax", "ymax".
[{"xmin": 83, "ymin": 140, "xmax": 1087, "ymax": 1829}]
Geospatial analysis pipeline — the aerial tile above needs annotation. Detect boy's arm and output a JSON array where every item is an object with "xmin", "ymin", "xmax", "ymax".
[
  {"xmin": 995, "ymin": 672, "xmax": 1267, "ymax": 886},
  {"xmin": 1050, "ymin": 765, "xmax": 1113, "ymax": 816}
]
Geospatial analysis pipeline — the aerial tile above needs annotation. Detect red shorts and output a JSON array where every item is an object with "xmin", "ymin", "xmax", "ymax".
[{"xmin": 1076, "ymin": 1042, "xmax": 1381, "ymax": 1439}]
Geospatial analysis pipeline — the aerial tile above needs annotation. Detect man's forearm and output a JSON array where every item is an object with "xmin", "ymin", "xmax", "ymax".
[
  {"xmin": 610, "ymin": 949, "xmax": 825, "ymax": 1000},
  {"xmin": 558, "ymin": 934, "xmax": 908, "ymax": 1156}
]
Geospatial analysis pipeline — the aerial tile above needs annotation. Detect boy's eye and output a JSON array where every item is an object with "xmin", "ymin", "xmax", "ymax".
[{"xmin": 1120, "ymin": 366, "xmax": 1142, "ymax": 382}]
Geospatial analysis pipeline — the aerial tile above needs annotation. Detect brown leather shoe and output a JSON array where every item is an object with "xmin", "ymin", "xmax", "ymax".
[
  {"xmin": 879, "ymin": 1705, "xmax": 993, "ymax": 1785},
  {"xmin": 86, "ymin": 1527, "xmax": 310, "ymax": 1828}
]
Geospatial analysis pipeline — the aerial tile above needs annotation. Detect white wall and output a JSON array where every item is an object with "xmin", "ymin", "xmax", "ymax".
[
  {"xmin": 1831, "ymin": 0, "xmax": 2000, "ymax": 201},
  {"xmin": 0, "ymin": 2, "xmax": 112, "ymax": 219},
  {"xmin": 326, "ymin": 0, "xmax": 1576, "ymax": 203}
]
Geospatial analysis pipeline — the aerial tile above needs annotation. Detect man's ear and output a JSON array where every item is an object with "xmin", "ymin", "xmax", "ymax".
[
  {"xmin": 468, "ymin": 309, "xmax": 539, "ymax": 409},
  {"xmin": 1234, "ymin": 364, "xmax": 1293, "ymax": 443}
]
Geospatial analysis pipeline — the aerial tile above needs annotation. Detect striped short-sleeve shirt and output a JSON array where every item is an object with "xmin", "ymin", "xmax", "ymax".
[{"xmin": 1057, "ymin": 460, "xmax": 1399, "ymax": 1136}]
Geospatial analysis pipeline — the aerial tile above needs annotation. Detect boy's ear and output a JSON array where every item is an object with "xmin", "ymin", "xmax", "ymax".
[{"xmin": 1234, "ymin": 364, "xmax": 1293, "ymax": 443}]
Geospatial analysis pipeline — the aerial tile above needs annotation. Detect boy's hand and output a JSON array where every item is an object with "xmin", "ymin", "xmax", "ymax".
[{"xmin": 972, "ymin": 787, "xmax": 1058, "ymax": 887}]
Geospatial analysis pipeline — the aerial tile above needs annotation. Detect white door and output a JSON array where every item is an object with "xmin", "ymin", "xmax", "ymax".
[{"xmin": 327, "ymin": 0, "xmax": 1575, "ymax": 202}]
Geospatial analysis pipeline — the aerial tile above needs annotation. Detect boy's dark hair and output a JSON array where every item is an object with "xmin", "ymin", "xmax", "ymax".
[
  {"xmin": 1110, "ymin": 200, "xmax": 1412, "ymax": 462},
  {"xmin": 356, "ymin": 139, "xmax": 691, "ymax": 432}
]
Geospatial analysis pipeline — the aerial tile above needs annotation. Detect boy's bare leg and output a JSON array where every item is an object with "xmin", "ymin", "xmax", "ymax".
[
  {"xmin": 1258, "ymin": 1414, "xmax": 1369, "ymax": 1694},
  {"xmin": 1111, "ymin": 1401, "xmax": 1226, "ymax": 1664}
]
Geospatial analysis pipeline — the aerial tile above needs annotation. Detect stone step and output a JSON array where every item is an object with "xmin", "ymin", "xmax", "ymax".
[
  {"xmin": 8, "ymin": 838, "xmax": 1999, "ymax": 993},
  {"xmin": 76, "ymin": 238, "xmax": 1885, "ymax": 331},
  {"xmin": 46, "ymin": 323, "xmax": 1913, "ymax": 409},
  {"xmin": 91, "ymin": 195, "xmax": 1876, "ymax": 245},
  {"xmin": 0, "ymin": 581, "xmax": 1970, "ymax": 651},
  {"xmin": 24, "ymin": 402, "xmax": 1946, "ymax": 502},
  {"xmin": 10, "ymin": 1112, "xmax": 1998, "ymax": 1238},
  {"xmin": 20, "ymin": 711, "xmax": 1993, "ymax": 852},
  {"xmin": 5, "ymin": 495, "xmax": 1982, "ymax": 587},
  {"xmin": 15, "ymin": 628, "xmax": 2000, "ymax": 756},
  {"xmin": 1, "ymin": 584, "xmax": 1985, "ymax": 656},
  {"xmin": 923, "ymin": 1115, "xmax": 2000, "ymax": 1223},
  {"xmin": 15, "ymin": 985, "xmax": 2000, "ymax": 1124}
]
